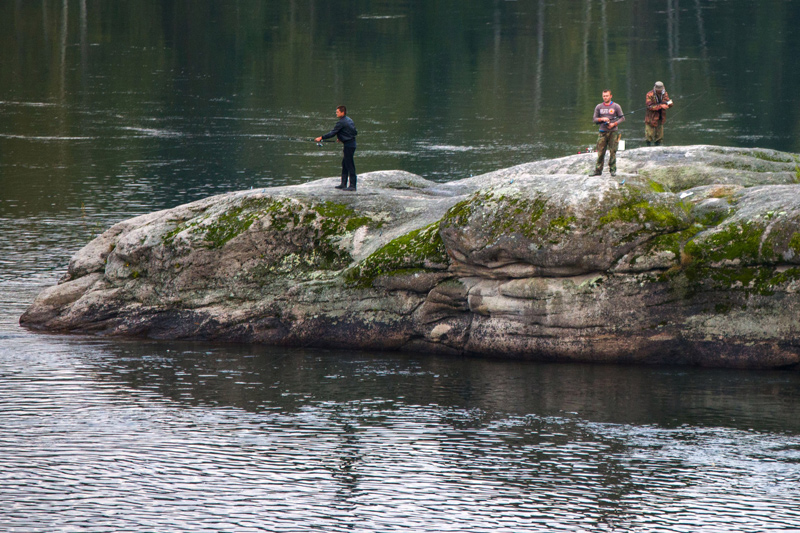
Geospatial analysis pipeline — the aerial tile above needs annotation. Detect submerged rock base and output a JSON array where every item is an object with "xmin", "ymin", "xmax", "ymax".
[{"xmin": 21, "ymin": 146, "xmax": 800, "ymax": 369}]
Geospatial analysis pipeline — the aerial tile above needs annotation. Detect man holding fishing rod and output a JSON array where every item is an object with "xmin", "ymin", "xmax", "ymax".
[
  {"xmin": 592, "ymin": 89, "xmax": 624, "ymax": 177},
  {"xmin": 644, "ymin": 81, "xmax": 673, "ymax": 146},
  {"xmin": 315, "ymin": 105, "xmax": 358, "ymax": 191}
]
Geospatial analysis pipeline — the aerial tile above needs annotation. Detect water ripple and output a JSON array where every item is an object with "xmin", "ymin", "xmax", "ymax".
[{"xmin": 2, "ymin": 334, "xmax": 800, "ymax": 532}]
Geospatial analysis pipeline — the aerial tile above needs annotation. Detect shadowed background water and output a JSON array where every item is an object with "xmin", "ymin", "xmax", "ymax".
[{"xmin": 2, "ymin": 1, "xmax": 800, "ymax": 531}]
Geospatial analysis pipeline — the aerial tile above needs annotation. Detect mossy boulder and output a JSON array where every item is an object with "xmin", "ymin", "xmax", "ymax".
[
  {"xmin": 21, "ymin": 146, "xmax": 800, "ymax": 369},
  {"xmin": 440, "ymin": 176, "xmax": 691, "ymax": 278}
]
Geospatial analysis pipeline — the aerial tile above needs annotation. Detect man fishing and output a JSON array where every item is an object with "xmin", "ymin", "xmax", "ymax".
[
  {"xmin": 592, "ymin": 89, "xmax": 624, "ymax": 177},
  {"xmin": 315, "ymin": 105, "xmax": 358, "ymax": 191},
  {"xmin": 644, "ymin": 81, "xmax": 673, "ymax": 146}
]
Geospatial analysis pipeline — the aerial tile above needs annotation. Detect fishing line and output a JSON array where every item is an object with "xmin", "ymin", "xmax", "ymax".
[
  {"xmin": 608, "ymin": 105, "xmax": 648, "ymax": 122},
  {"xmin": 613, "ymin": 90, "xmax": 708, "ymax": 123},
  {"xmin": 620, "ymin": 90, "xmax": 707, "ymax": 122},
  {"xmin": 0, "ymin": 132, "xmax": 335, "ymax": 182},
  {"xmin": 666, "ymin": 90, "xmax": 708, "ymax": 121}
]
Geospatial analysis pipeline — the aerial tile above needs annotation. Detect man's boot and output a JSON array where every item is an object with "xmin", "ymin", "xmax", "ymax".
[
  {"xmin": 345, "ymin": 176, "xmax": 357, "ymax": 191},
  {"xmin": 335, "ymin": 176, "xmax": 347, "ymax": 189}
]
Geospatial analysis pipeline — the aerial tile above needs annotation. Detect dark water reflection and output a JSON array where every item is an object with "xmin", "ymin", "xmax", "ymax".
[
  {"xmin": 3, "ymin": 333, "xmax": 800, "ymax": 531},
  {"xmin": 99, "ymin": 340, "xmax": 800, "ymax": 435},
  {"xmin": 4, "ymin": 1, "xmax": 800, "ymax": 530}
]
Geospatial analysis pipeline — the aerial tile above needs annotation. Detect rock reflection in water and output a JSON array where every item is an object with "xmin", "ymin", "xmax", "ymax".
[
  {"xmin": 2, "ymin": 336, "xmax": 800, "ymax": 530},
  {"xmin": 98, "ymin": 340, "xmax": 800, "ymax": 433}
]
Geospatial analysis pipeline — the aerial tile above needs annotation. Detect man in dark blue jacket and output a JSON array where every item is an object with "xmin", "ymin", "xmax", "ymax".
[{"xmin": 316, "ymin": 106, "xmax": 358, "ymax": 191}]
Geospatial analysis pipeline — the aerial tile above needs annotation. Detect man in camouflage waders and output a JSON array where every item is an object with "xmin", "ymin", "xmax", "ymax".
[
  {"xmin": 644, "ymin": 81, "xmax": 673, "ymax": 146},
  {"xmin": 592, "ymin": 90, "xmax": 624, "ymax": 177}
]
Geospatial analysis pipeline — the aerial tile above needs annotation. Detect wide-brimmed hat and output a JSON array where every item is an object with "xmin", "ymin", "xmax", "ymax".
[{"xmin": 654, "ymin": 81, "xmax": 665, "ymax": 91}]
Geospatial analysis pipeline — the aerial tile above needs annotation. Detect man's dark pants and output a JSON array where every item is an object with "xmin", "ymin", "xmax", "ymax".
[{"xmin": 341, "ymin": 146, "xmax": 357, "ymax": 188}]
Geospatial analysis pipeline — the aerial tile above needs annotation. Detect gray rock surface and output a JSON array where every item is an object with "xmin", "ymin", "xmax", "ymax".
[{"xmin": 20, "ymin": 146, "xmax": 800, "ymax": 369}]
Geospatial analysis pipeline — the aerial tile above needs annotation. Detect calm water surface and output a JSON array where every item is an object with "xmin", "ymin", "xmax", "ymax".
[{"xmin": 2, "ymin": 1, "xmax": 800, "ymax": 531}]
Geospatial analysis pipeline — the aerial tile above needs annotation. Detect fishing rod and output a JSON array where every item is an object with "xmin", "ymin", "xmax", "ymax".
[
  {"xmin": 602, "ymin": 90, "xmax": 708, "ymax": 126},
  {"xmin": 589, "ymin": 102, "xmax": 648, "ymax": 131},
  {"xmin": 578, "ymin": 90, "xmax": 708, "ymax": 153},
  {"xmin": 276, "ymin": 135, "xmax": 336, "ymax": 146},
  {"xmin": 608, "ymin": 104, "xmax": 649, "ymax": 123}
]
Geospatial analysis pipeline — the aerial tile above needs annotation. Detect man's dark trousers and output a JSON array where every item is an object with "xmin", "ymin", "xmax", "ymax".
[{"xmin": 341, "ymin": 146, "xmax": 357, "ymax": 188}]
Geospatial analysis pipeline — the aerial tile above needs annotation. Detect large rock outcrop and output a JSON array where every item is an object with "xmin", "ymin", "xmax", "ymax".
[{"xmin": 21, "ymin": 146, "xmax": 800, "ymax": 369}]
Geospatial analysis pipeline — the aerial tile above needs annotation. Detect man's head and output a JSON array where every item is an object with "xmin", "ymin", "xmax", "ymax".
[
  {"xmin": 654, "ymin": 81, "xmax": 665, "ymax": 93},
  {"xmin": 336, "ymin": 105, "xmax": 347, "ymax": 118},
  {"xmin": 602, "ymin": 90, "xmax": 612, "ymax": 104}
]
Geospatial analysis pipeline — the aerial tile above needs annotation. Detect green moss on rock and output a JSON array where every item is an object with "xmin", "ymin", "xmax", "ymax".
[
  {"xmin": 598, "ymin": 189, "xmax": 685, "ymax": 229},
  {"xmin": 441, "ymin": 194, "xmax": 482, "ymax": 228},
  {"xmin": 162, "ymin": 196, "xmax": 381, "ymax": 252},
  {"xmin": 648, "ymin": 179, "xmax": 668, "ymax": 193},
  {"xmin": 671, "ymin": 264, "xmax": 800, "ymax": 298},
  {"xmin": 548, "ymin": 215, "xmax": 577, "ymax": 232},
  {"xmin": 315, "ymin": 201, "xmax": 381, "ymax": 232},
  {"xmin": 440, "ymin": 190, "xmax": 549, "ymax": 241},
  {"xmin": 790, "ymin": 233, "xmax": 800, "ymax": 255},
  {"xmin": 696, "ymin": 208, "xmax": 731, "ymax": 227},
  {"xmin": 636, "ymin": 223, "xmax": 706, "ymax": 262},
  {"xmin": 683, "ymin": 220, "xmax": 771, "ymax": 264},
  {"xmin": 345, "ymin": 223, "xmax": 449, "ymax": 288},
  {"xmin": 203, "ymin": 206, "xmax": 260, "ymax": 248},
  {"xmin": 710, "ymin": 160, "xmax": 770, "ymax": 172}
]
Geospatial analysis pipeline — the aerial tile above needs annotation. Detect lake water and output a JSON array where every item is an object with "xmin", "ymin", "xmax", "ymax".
[{"xmin": 2, "ymin": 1, "xmax": 800, "ymax": 531}]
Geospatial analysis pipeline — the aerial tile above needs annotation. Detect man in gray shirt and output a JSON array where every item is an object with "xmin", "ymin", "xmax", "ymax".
[{"xmin": 592, "ymin": 90, "xmax": 624, "ymax": 177}]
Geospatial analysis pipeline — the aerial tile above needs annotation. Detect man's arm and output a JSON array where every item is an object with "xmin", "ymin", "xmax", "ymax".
[
  {"xmin": 647, "ymin": 92, "xmax": 670, "ymax": 111},
  {"xmin": 315, "ymin": 120, "xmax": 343, "ymax": 142},
  {"xmin": 321, "ymin": 120, "xmax": 343, "ymax": 140}
]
